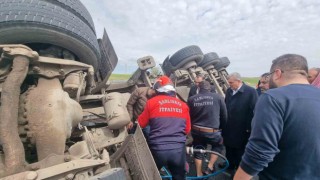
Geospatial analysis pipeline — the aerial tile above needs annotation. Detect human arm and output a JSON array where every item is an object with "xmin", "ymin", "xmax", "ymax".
[
  {"xmin": 186, "ymin": 98, "xmax": 193, "ymax": 135},
  {"xmin": 237, "ymin": 94, "xmax": 283, "ymax": 176},
  {"xmin": 246, "ymin": 89, "xmax": 258, "ymax": 132},
  {"xmin": 219, "ymin": 97, "xmax": 228, "ymax": 130},
  {"xmin": 137, "ymin": 101, "xmax": 150, "ymax": 128},
  {"xmin": 126, "ymin": 89, "xmax": 140, "ymax": 121},
  {"xmin": 225, "ymin": 88, "xmax": 231, "ymax": 103},
  {"xmin": 233, "ymin": 166, "xmax": 253, "ymax": 180},
  {"xmin": 185, "ymin": 108, "xmax": 191, "ymax": 135}
]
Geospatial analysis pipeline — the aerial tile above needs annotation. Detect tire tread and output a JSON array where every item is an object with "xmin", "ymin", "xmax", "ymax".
[{"xmin": 0, "ymin": 0, "xmax": 100, "ymax": 63}]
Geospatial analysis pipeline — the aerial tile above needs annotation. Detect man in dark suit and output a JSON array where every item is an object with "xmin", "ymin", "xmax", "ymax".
[{"xmin": 223, "ymin": 72, "xmax": 258, "ymax": 173}]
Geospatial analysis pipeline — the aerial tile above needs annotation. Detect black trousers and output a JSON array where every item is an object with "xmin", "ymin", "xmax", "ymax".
[
  {"xmin": 225, "ymin": 146, "xmax": 245, "ymax": 169},
  {"xmin": 151, "ymin": 147, "xmax": 186, "ymax": 180}
]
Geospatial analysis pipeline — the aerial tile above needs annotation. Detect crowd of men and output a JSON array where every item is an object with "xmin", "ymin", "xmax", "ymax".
[{"xmin": 126, "ymin": 53, "xmax": 320, "ymax": 180}]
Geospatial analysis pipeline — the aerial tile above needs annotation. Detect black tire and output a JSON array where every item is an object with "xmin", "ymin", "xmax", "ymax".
[
  {"xmin": 215, "ymin": 57, "xmax": 230, "ymax": 70},
  {"xmin": 198, "ymin": 52, "xmax": 220, "ymax": 68},
  {"xmin": 161, "ymin": 55, "xmax": 172, "ymax": 76},
  {"xmin": 0, "ymin": 0, "xmax": 100, "ymax": 70},
  {"xmin": 169, "ymin": 45, "xmax": 203, "ymax": 67},
  {"xmin": 49, "ymin": 0, "xmax": 96, "ymax": 32},
  {"xmin": 162, "ymin": 45, "xmax": 203, "ymax": 75}
]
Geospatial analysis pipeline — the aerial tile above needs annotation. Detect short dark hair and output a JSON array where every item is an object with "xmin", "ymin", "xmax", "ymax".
[
  {"xmin": 261, "ymin": 72, "xmax": 270, "ymax": 78},
  {"xmin": 199, "ymin": 80, "xmax": 211, "ymax": 90},
  {"xmin": 271, "ymin": 54, "xmax": 308, "ymax": 77},
  {"xmin": 196, "ymin": 72, "xmax": 205, "ymax": 78}
]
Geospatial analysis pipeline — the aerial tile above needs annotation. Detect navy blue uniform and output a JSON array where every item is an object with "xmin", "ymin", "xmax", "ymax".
[
  {"xmin": 188, "ymin": 89, "xmax": 227, "ymax": 159},
  {"xmin": 188, "ymin": 84, "xmax": 216, "ymax": 99}
]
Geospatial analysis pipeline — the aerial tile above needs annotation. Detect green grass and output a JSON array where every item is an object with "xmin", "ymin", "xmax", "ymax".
[
  {"xmin": 109, "ymin": 74, "xmax": 260, "ymax": 87},
  {"xmin": 109, "ymin": 74, "xmax": 131, "ymax": 80},
  {"xmin": 242, "ymin": 77, "xmax": 259, "ymax": 87}
]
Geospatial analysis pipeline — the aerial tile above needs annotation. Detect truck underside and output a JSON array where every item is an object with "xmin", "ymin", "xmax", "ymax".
[{"xmin": 0, "ymin": 1, "xmax": 231, "ymax": 179}]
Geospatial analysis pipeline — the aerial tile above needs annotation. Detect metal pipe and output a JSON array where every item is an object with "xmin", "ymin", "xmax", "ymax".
[
  {"xmin": 208, "ymin": 69, "xmax": 225, "ymax": 97},
  {"xmin": 0, "ymin": 56, "xmax": 29, "ymax": 176},
  {"xmin": 141, "ymin": 71, "xmax": 152, "ymax": 87}
]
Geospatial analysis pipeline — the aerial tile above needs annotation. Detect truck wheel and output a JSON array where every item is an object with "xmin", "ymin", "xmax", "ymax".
[
  {"xmin": 169, "ymin": 45, "xmax": 203, "ymax": 67},
  {"xmin": 161, "ymin": 55, "xmax": 172, "ymax": 76},
  {"xmin": 198, "ymin": 52, "xmax": 220, "ymax": 68},
  {"xmin": 0, "ymin": 0, "xmax": 100, "ymax": 70},
  {"xmin": 162, "ymin": 45, "xmax": 203, "ymax": 75},
  {"xmin": 215, "ymin": 57, "xmax": 230, "ymax": 71}
]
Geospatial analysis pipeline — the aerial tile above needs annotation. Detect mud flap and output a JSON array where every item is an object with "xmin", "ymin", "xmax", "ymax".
[
  {"xmin": 110, "ymin": 126, "xmax": 161, "ymax": 180},
  {"xmin": 98, "ymin": 29, "xmax": 118, "ymax": 80}
]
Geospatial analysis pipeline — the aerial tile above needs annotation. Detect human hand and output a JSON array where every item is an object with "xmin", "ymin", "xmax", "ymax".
[{"xmin": 127, "ymin": 122, "xmax": 134, "ymax": 130}]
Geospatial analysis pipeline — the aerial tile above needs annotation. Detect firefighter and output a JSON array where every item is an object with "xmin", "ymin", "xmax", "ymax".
[
  {"xmin": 188, "ymin": 80, "xmax": 227, "ymax": 177},
  {"xmin": 138, "ymin": 75, "xmax": 191, "ymax": 180}
]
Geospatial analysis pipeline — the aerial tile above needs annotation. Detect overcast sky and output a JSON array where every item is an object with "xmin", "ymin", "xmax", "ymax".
[{"xmin": 81, "ymin": 0, "xmax": 320, "ymax": 76}]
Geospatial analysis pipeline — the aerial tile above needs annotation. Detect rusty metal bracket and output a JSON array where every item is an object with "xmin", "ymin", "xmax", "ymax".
[
  {"xmin": 0, "ymin": 45, "xmax": 38, "ymax": 81},
  {"xmin": 91, "ymin": 127, "xmax": 127, "ymax": 150},
  {"xmin": 1, "ymin": 158, "xmax": 106, "ymax": 179},
  {"xmin": 35, "ymin": 159, "xmax": 106, "ymax": 179},
  {"xmin": 0, "ymin": 44, "xmax": 96, "ymax": 94},
  {"xmin": 29, "ymin": 56, "xmax": 94, "ymax": 79},
  {"xmin": 0, "ymin": 45, "xmax": 39, "ymax": 62},
  {"xmin": 25, "ymin": 154, "xmax": 75, "ymax": 171}
]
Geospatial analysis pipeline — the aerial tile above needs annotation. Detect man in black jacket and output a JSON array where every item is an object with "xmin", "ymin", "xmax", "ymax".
[
  {"xmin": 223, "ymin": 72, "xmax": 258, "ymax": 172},
  {"xmin": 188, "ymin": 80, "xmax": 227, "ymax": 177}
]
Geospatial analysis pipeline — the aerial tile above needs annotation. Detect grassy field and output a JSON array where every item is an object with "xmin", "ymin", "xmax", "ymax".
[
  {"xmin": 242, "ymin": 77, "xmax": 259, "ymax": 87},
  {"xmin": 109, "ymin": 74, "xmax": 259, "ymax": 86},
  {"xmin": 109, "ymin": 74, "xmax": 131, "ymax": 80}
]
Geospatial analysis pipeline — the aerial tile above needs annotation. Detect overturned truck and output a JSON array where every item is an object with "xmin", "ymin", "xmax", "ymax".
[
  {"xmin": 0, "ymin": 0, "xmax": 160, "ymax": 179},
  {"xmin": 0, "ymin": 0, "xmax": 231, "ymax": 179}
]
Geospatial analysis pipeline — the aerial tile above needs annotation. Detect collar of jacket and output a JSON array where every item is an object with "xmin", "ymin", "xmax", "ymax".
[
  {"xmin": 228, "ymin": 82, "xmax": 246, "ymax": 95},
  {"xmin": 237, "ymin": 83, "xmax": 246, "ymax": 93}
]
